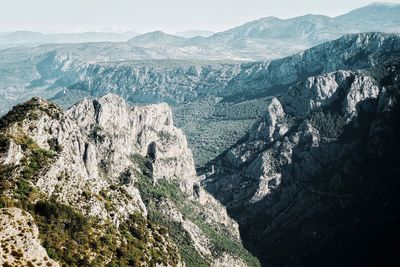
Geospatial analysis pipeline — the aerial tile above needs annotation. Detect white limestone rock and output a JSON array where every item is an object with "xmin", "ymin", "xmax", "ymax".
[
  {"xmin": 2, "ymin": 94, "xmax": 198, "ymax": 226},
  {"xmin": 0, "ymin": 208, "xmax": 59, "ymax": 267}
]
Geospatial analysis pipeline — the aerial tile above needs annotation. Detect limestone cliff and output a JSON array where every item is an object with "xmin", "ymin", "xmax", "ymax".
[{"xmin": 0, "ymin": 94, "xmax": 258, "ymax": 266}]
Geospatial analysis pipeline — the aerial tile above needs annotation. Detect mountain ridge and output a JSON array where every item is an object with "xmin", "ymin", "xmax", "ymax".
[
  {"xmin": 201, "ymin": 37, "xmax": 400, "ymax": 267},
  {"xmin": 0, "ymin": 94, "xmax": 259, "ymax": 266}
]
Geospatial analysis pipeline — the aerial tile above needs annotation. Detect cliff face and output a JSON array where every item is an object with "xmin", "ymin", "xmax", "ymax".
[
  {"xmin": 0, "ymin": 94, "xmax": 258, "ymax": 266},
  {"xmin": 202, "ymin": 53, "xmax": 400, "ymax": 266}
]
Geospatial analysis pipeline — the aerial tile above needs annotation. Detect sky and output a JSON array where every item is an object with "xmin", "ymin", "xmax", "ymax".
[{"xmin": 0, "ymin": 0, "xmax": 399, "ymax": 34}]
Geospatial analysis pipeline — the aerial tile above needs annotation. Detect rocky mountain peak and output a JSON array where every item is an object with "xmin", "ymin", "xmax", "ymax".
[{"xmin": 0, "ymin": 94, "xmax": 258, "ymax": 266}]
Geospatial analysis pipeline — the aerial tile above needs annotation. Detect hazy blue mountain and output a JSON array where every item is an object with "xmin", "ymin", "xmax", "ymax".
[
  {"xmin": 126, "ymin": 2, "xmax": 400, "ymax": 60},
  {"xmin": 0, "ymin": 2, "xmax": 399, "ymax": 163},
  {"xmin": 211, "ymin": 2, "xmax": 400, "ymax": 42},
  {"xmin": 203, "ymin": 2, "xmax": 400, "ymax": 58},
  {"xmin": 336, "ymin": 2, "xmax": 400, "ymax": 32},
  {"xmin": 175, "ymin": 29, "xmax": 215, "ymax": 38},
  {"xmin": 128, "ymin": 31, "xmax": 188, "ymax": 46}
]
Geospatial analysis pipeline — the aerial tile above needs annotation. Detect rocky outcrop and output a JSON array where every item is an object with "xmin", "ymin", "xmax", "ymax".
[
  {"xmin": 203, "ymin": 53, "xmax": 400, "ymax": 266},
  {"xmin": 0, "ymin": 94, "xmax": 257, "ymax": 266},
  {"xmin": 281, "ymin": 70, "xmax": 380, "ymax": 120}
]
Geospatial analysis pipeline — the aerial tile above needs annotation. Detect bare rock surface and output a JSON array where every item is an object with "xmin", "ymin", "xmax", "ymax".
[{"xmin": 0, "ymin": 208, "xmax": 59, "ymax": 267}]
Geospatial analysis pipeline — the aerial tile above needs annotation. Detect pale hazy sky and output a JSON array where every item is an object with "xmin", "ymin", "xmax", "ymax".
[{"xmin": 0, "ymin": 0, "xmax": 399, "ymax": 33}]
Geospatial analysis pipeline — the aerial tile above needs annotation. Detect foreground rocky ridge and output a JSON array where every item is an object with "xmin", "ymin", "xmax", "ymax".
[
  {"xmin": 202, "ymin": 51, "xmax": 400, "ymax": 266},
  {"xmin": 0, "ymin": 95, "xmax": 258, "ymax": 266}
]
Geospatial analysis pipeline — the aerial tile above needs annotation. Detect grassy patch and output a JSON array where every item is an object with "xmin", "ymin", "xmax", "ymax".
[
  {"xmin": 149, "ymin": 208, "xmax": 209, "ymax": 267},
  {"xmin": 136, "ymin": 168, "xmax": 260, "ymax": 267},
  {"xmin": 136, "ymin": 173, "xmax": 208, "ymax": 266}
]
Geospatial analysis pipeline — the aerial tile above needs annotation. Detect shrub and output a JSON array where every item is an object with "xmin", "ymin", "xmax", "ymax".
[{"xmin": 0, "ymin": 134, "xmax": 10, "ymax": 153}]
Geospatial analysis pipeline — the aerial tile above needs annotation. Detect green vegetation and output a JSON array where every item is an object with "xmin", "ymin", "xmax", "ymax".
[
  {"xmin": 15, "ymin": 178, "xmax": 34, "ymax": 201},
  {"xmin": 30, "ymin": 200, "xmax": 181, "ymax": 267},
  {"xmin": 88, "ymin": 123, "xmax": 106, "ymax": 143},
  {"xmin": 0, "ymin": 133, "xmax": 51, "ymax": 209},
  {"xmin": 149, "ymin": 208, "xmax": 209, "ymax": 267},
  {"xmin": 0, "ymin": 104, "xmax": 260, "ymax": 266},
  {"xmin": 1, "ymin": 183, "xmax": 181, "ymax": 267},
  {"xmin": 130, "ymin": 153, "xmax": 149, "ymax": 171},
  {"xmin": 134, "ymin": 154, "xmax": 260, "ymax": 267},
  {"xmin": 0, "ymin": 97, "xmax": 61, "ymax": 129},
  {"xmin": 21, "ymin": 148, "xmax": 55, "ymax": 180},
  {"xmin": 130, "ymin": 153, "xmax": 153, "ymax": 177},
  {"xmin": 47, "ymin": 138, "xmax": 63, "ymax": 153},
  {"xmin": 0, "ymin": 133, "xmax": 181, "ymax": 266},
  {"xmin": 8, "ymin": 132, "xmax": 56, "ymax": 182},
  {"xmin": 174, "ymin": 96, "xmax": 268, "ymax": 166},
  {"xmin": 0, "ymin": 133, "xmax": 10, "ymax": 153},
  {"xmin": 118, "ymin": 169, "xmax": 133, "ymax": 185},
  {"xmin": 308, "ymin": 110, "xmax": 347, "ymax": 139}
]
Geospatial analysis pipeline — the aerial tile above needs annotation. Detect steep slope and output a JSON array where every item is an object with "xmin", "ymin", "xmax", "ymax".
[
  {"xmin": 0, "ymin": 94, "xmax": 258, "ymax": 266},
  {"xmin": 201, "ymin": 49, "xmax": 400, "ymax": 266}
]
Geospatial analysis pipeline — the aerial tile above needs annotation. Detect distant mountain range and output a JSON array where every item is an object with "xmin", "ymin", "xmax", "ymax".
[{"xmin": 0, "ymin": 3, "xmax": 399, "ymax": 61}]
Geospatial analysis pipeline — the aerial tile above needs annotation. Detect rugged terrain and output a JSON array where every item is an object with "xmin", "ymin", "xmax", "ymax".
[
  {"xmin": 0, "ymin": 94, "xmax": 258, "ymax": 266},
  {"xmin": 2, "ymin": 32, "xmax": 399, "ymax": 166},
  {"xmin": 53, "ymin": 32, "xmax": 400, "ymax": 165},
  {"xmin": 201, "ymin": 42, "xmax": 400, "ymax": 266},
  {"xmin": 0, "ymin": 4, "xmax": 399, "ymax": 266}
]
